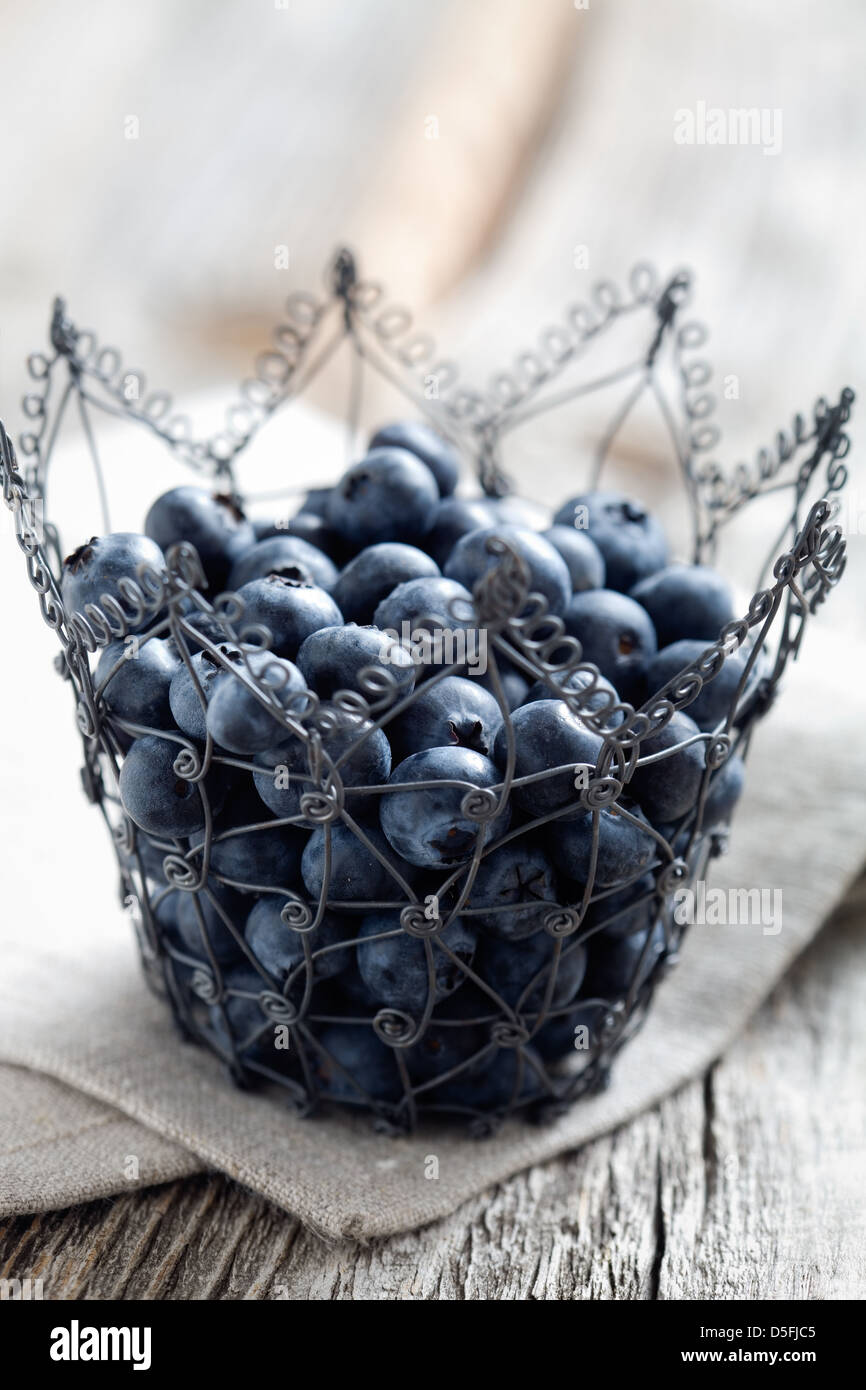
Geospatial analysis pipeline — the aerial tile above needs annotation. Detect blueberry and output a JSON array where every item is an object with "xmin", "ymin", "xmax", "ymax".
[
  {"xmin": 130, "ymin": 833, "xmax": 175, "ymax": 884},
  {"xmin": 357, "ymin": 911, "xmax": 476, "ymax": 1013},
  {"xmin": 168, "ymin": 643, "xmax": 246, "ymax": 741},
  {"xmin": 327, "ymin": 447, "xmax": 439, "ymax": 546},
  {"xmin": 331, "ymin": 542, "xmax": 440, "ymax": 625},
  {"xmin": 424, "ymin": 497, "xmax": 495, "ymax": 568},
  {"xmin": 205, "ymin": 650, "xmax": 308, "ymax": 753},
  {"xmin": 234, "ymin": 574, "xmax": 343, "ymax": 658},
  {"xmin": 585, "ymin": 873, "xmax": 657, "ymax": 941},
  {"xmin": 208, "ymin": 965, "xmax": 273, "ymax": 1049},
  {"xmin": 245, "ymin": 897, "xmax": 351, "ymax": 982},
  {"xmin": 253, "ymin": 511, "xmax": 347, "ymax": 563},
  {"xmin": 430, "ymin": 1045, "xmax": 548, "ymax": 1111},
  {"xmin": 543, "ymin": 525, "xmax": 606, "ymax": 592},
  {"xmin": 493, "ymin": 699, "xmax": 602, "ymax": 819},
  {"xmin": 476, "ymin": 932, "xmax": 587, "ymax": 1012},
  {"xmin": 62, "ymin": 533, "xmax": 165, "ymax": 632},
  {"xmin": 189, "ymin": 790, "xmax": 306, "ymax": 890},
  {"xmin": 302, "ymin": 822, "xmax": 406, "ymax": 904},
  {"xmin": 373, "ymin": 576, "xmax": 474, "ymax": 648},
  {"xmin": 387, "ymin": 674, "xmax": 503, "ymax": 762},
  {"xmin": 380, "ymin": 747, "xmax": 508, "ymax": 869},
  {"xmin": 296, "ymin": 623, "xmax": 415, "ymax": 702},
  {"xmin": 406, "ymin": 992, "xmax": 491, "ymax": 1083},
  {"xmin": 534, "ymin": 1000, "xmax": 610, "ymax": 1062},
  {"xmin": 701, "ymin": 752, "xmax": 745, "ymax": 829},
  {"xmin": 586, "ymin": 920, "xmax": 667, "ymax": 999},
  {"xmin": 227, "ymin": 534, "xmax": 338, "ymax": 592},
  {"xmin": 630, "ymin": 710, "xmax": 706, "ymax": 822},
  {"xmin": 95, "ymin": 636, "xmax": 181, "ymax": 731},
  {"xmin": 644, "ymin": 639, "xmax": 750, "ymax": 730},
  {"xmin": 630, "ymin": 564, "xmax": 735, "ymax": 646},
  {"xmin": 552, "ymin": 491, "xmax": 669, "ymax": 593},
  {"xmin": 119, "ymin": 734, "xmax": 228, "ymax": 837},
  {"xmin": 549, "ymin": 802, "xmax": 657, "ymax": 888},
  {"xmin": 563, "ymin": 589, "xmax": 657, "ymax": 703},
  {"xmin": 368, "ymin": 420, "xmax": 460, "ymax": 497},
  {"xmin": 253, "ymin": 711, "xmax": 391, "ymax": 821},
  {"xmin": 144, "ymin": 486, "xmax": 255, "ymax": 591},
  {"xmin": 310, "ymin": 1024, "xmax": 402, "ymax": 1104},
  {"xmin": 525, "ymin": 667, "xmax": 622, "ymax": 722},
  {"xmin": 462, "ymin": 841, "xmax": 558, "ymax": 939},
  {"xmin": 445, "ymin": 525, "xmax": 571, "ymax": 616},
  {"xmin": 175, "ymin": 879, "xmax": 246, "ymax": 963}
]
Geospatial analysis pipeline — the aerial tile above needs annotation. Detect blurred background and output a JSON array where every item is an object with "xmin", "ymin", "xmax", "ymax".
[{"xmin": 0, "ymin": 0, "xmax": 862, "ymax": 595}]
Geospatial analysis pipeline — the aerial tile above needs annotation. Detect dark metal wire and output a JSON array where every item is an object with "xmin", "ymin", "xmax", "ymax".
[{"xmin": 0, "ymin": 249, "xmax": 854, "ymax": 1137}]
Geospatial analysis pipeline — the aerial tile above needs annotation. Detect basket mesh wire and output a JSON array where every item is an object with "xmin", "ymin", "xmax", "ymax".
[{"xmin": 0, "ymin": 250, "xmax": 853, "ymax": 1135}]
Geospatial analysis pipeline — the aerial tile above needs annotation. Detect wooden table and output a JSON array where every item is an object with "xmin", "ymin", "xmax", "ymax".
[{"xmin": 3, "ymin": 876, "xmax": 861, "ymax": 1300}]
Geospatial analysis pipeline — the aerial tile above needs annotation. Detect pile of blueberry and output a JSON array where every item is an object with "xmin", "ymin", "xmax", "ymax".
[{"xmin": 64, "ymin": 419, "xmax": 753, "ymax": 1129}]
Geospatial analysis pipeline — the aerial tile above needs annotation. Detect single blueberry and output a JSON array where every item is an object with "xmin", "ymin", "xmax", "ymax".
[
  {"xmin": 310, "ymin": 1024, "xmax": 403, "ymax": 1104},
  {"xmin": 380, "ymin": 746, "xmax": 508, "ymax": 869},
  {"xmin": 168, "ymin": 643, "xmax": 247, "ymax": 741},
  {"xmin": 227, "ymin": 534, "xmax": 338, "ymax": 592},
  {"xmin": 387, "ymin": 674, "xmax": 503, "ymax": 762},
  {"xmin": 476, "ymin": 932, "xmax": 587, "ymax": 1012},
  {"xmin": 62, "ymin": 533, "xmax": 165, "ymax": 633},
  {"xmin": 534, "ymin": 1000, "xmax": 611, "ymax": 1063},
  {"xmin": 644, "ymin": 638, "xmax": 750, "ymax": 731},
  {"xmin": 245, "ymin": 897, "xmax": 352, "ymax": 982},
  {"xmin": 630, "ymin": 710, "xmax": 706, "ymax": 822},
  {"xmin": 630, "ymin": 563, "xmax": 735, "ymax": 646},
  {"xmin": 429, "ymin": 1045, "xmax": 548, "ymax": 1111},
  {"xmin": 700, "ymin": 752, "xmax": 745, "ymax": 830},
  {"xmin": 119, "ymin": 734, "xmax": 228, "ymax": 837},
  {"xmin": 586, "ymin": 920, "xmax": 667, "ymax": 999},
  {"xmin": 95, "ymin": 636, "xmax": 181, "ymax": 732},
  {"xmin": 368, "ymin": 420, "xmax": 460, "ymax": 497},
  {"xmin": 445, "ymin": 525, "xmax": 571, "ymax": 616},
  {"xmin": 327, "ymin": 447, "xmax": 439, "ymax": 546},
  {"xmin": 253, "ymin": 711, "xmax": 391, "ymax": 822},
  {"xmin": 234, "ymin": 574, "xmax": 343, "ymax": 659},
  {"xmin": 493, "ymin": 699, "xmax": 603, "ymax": 819},
  {"xmin": 585, "ymin": 873, "xmax": 658, "ymax": 942},
  {"xmin": 461, "ymin": 840, "xmax": 559, "ymax": 940},
  {"xmin": 175, "ymin": 878, "xmax": 247, "ymax": 964},
  {"xmin": 357, "ymin": 911, "xmax": 477, "ymax": 1013},
  {"xmin": 424, "ymin": 497, "xmax": 495, "ymax": 568},
  {"xmin": 373, "ymin": 575, "xmax": 474, "ymax": 645},
  {"xmin": 549, "ymin": 801, "xmax": 657, "ymax": 889},
  {"xmin": 563, "ymin": 588, "xmax": 657, "ymax": 703},
  {"xmin": 301, "ymin": 821, "xmax": 407, "ymax": 904},
  {"xmin": 552, "ymin": 491, "xmax": 669, "ymax": 593},
  {"xmin": 525, "ymin": 667, "xmax": 622, "ymax": 724},
  {"xmin": 543, "ymin": 525, "xmax": 606, "ymax": 592},
  {"xmin": 296, "ymin": 623, "xmax": 415, "ymax": 702},
  {"xmin": 189, "ymin": 789, "xmax": 306, "ymax": 891},
  {"xmin": 331, "ymin": 542, "xmax": 440, "ymax": 625},
  {"xmin": 145, "ymin": 486, "xmax": 255, "ymax": 591},
  {"xmin": 205, "ymin": 649, "xmax": 308, "ymax": 753}
]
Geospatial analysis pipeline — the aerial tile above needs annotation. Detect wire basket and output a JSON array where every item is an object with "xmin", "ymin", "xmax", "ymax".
[{"xmin": 0, "ymin": 250, "xmax": 853, "ymax": 1136}]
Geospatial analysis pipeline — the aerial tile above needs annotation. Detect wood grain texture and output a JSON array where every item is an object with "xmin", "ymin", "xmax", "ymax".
[{"xmin": 2, "ymin": 878, "xmax": 862, "ymax": 1301}]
